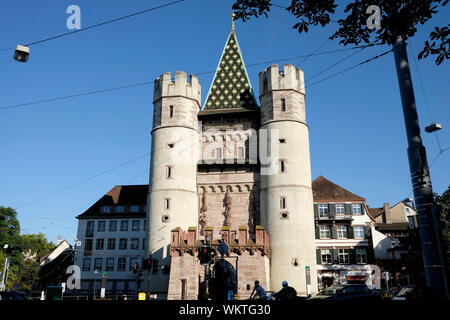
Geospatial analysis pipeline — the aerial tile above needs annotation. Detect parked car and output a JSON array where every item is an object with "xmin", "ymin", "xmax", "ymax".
[
  {"xmin": 0, "ymin": 291, "xmax": 32, "ymax": 301},
  {"xmin": 392, "ymin": 285, "xmax": 417, "ymax": 301},
  {"xmin": 308, "ymin": 284, "xmax": 382, "ymax": 301}
]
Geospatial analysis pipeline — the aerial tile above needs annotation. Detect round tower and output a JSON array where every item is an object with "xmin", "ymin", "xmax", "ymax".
[
  {"xmin": 259, "ymin": 64, "xmax": 318, "ymax": 295},
  {"xmin": 145, "ymin": 71, "xmax": 201, "ymax": 293}
]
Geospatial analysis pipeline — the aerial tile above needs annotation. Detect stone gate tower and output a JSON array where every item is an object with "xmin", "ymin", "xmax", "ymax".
[
  {"xmin": 259, "ymin": 64, "xmax": 318, "ymax": 295},
  {"xmin": 145, "ymin": 72, "xmax": 201, "ymax": 292}
]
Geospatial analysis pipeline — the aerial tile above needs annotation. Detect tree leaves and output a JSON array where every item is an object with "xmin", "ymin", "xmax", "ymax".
[{"xmin": 232, "ymin": 0, "xmax": 449, "ymax": 65}]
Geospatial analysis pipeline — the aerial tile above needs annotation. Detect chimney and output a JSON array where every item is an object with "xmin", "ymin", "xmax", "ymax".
[{"xmin": 383, "ymin": 203, "xmax": 391, "ymax": 223}]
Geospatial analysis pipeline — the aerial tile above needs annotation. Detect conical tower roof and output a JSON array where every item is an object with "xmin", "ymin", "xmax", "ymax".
[{"xmin": 202, "ymin": 18, "xmax": 258, "ymax": 111}]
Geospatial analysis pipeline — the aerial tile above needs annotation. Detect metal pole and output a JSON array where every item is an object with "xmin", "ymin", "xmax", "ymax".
[{"xmin": 393, "ymin": 37, "xmax": 449, "ymax": 300}]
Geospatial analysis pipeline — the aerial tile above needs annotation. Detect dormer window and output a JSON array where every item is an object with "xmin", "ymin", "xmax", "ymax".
[
  {"xmin": 100, "ymin": 206, "xmax": 111, "ymax": 214},
  {"xmin": 129, "ymin": 205, "xmax": 140, "ymax": 213},
  {"xmin": 115, "ymin": 205, "xmax": 125, "ymax": 213}
]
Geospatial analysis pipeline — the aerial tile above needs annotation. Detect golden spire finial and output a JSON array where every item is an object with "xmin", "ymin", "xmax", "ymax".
[{"xmin": 231, "ymin": 12, "xmax": 235, "ymax": 31}]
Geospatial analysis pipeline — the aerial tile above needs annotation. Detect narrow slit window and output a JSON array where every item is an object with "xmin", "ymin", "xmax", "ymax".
[
  {"xmin": 169, "ymin": 105, "xmax": 174, "ymax": 118},
  {"xmin": 281, "ymin": 99, "xmax": 286, "ymax": 112},
  {"xmin": 166, "ymin": 165, "xmax": 173, "ymax": 179},
  {"xmin": 280, "ymin": 197, "xmax": 287, "ymax": 209},
  {"xmin": 164, "ymin": 198, "xmax": 170, "ymax": 210},
  {"xmin": 279, "ymin": 160, "xmax": 286, "ymax": 173}
]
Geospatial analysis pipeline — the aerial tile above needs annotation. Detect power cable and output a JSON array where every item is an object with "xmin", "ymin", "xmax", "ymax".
[
  {"xmin": 0, "ymin": 1, "xmax": 184, "ymax": 51},
  {"xmin": 0, "ymin": 44, "xmax": 380, "ymax": 111}
]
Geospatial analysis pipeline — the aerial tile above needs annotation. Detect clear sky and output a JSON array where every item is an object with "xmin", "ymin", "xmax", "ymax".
[{"xmin": 0, "ymin": 0, "xmax": 449, "ymax": 246}]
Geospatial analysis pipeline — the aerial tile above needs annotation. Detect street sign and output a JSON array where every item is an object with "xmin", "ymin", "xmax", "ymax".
[
  {"xmin": 217, "ymin": 241, "xmax": 229, "ymax": 257},
  {"xmin": 138, "ymin": 292, "xmax": 146, "ymax": 300}
]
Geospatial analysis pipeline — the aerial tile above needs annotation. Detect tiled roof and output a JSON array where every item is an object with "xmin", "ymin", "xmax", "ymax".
[
  {"xmin": 368, "ymin": 207, "xmax": 384, "ymax": 219},
  {"xmin": 312, "ymin": 176, "xmax": 365, "ymax": 202},
  {"xmin": 77, "ymin": 185, "xmax": 148, "ymax": 218},
  {"xmin": 203, "ymin": 24, "xmax": 258, "ymax": 111},
  {"xmin": 376, "ymin": 222, "xmax": 410, "ymax": 231}
]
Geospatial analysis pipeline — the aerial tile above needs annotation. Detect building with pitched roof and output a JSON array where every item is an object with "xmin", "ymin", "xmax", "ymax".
[
  {"xmin": 312, "ymin": 176, "xmax": 380, "ymax": 289},
  {"xmin": 74, "ymin": 185, "xmax": 148, "ymax": 296}
]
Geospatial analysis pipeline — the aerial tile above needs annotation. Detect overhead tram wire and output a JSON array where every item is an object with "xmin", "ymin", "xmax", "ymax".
[
  {"xmin": 0, "ymin": 0, "xmax": 185, "ymax": 51},
  {"xmin": 0, "ymin": 43, "xmax": 382, "ymax": 112},
  {"xmin": 14, "ymin": 49, "xmax": 392, "ymax": 229}
]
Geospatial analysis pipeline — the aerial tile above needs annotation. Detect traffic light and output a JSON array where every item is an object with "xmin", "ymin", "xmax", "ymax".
[
  {"xmin": 198, "ymin": 246, "xmax": 215, "ymax": 265},
  {"xmin": 152, "ymin": 258, "xmax": 159, "ymax": 275},
  {"xmin": 143, "ymin": 258, "xmax": 152, "ymax": 270},
  {"xmin": 132, "ymin": 264, "xmax": 138, "ymax": 274}
]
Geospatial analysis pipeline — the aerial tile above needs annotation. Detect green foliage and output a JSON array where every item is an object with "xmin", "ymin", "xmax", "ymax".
[
  {"xmin": 435, "ymin": 186, "xmax": 450, "ymax": 269},
  {"xmin": 0, "ymin": 207, "xmax": 56, "ymax": 292},
  {"xmin": 232, "ymin": 0, "xmax": 449, "ymax": 65}
]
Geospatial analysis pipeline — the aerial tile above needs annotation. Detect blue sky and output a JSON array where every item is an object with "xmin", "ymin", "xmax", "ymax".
[{"xmin": 0, "ymin": 0, "xmax": 449, "ymax": 245}]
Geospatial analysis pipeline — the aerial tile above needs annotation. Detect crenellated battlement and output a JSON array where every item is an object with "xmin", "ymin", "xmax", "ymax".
[
  {"xmin": 153, "ymin": 71, "xmax": 201, "ymax": 105},
  {"xmin": 259, "ymin": 63, "xmax": 305, "ymax": 96},
  {"xmin": 169, "ymin": 225, "xmax": 270, "ymax": 257}
]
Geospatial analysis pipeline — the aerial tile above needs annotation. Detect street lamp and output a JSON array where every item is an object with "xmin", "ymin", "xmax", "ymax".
[
  {"xmin": 14, "ymin": 45, "xmax": 30, "ymax": 62},
  {"xmin": 93, "ymin": 270, "xmax": 99, "ymax": 300}
]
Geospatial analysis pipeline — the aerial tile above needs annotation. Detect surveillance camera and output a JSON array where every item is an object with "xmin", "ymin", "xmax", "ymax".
[{"xmin": 14, "ymin": 45, "xmax": 30, "ymax": 62}]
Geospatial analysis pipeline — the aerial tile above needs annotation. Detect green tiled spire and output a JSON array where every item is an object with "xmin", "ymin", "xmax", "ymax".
[{"xmin": 203, "ymin": 20, "xmax": 258, "ymax": 110}]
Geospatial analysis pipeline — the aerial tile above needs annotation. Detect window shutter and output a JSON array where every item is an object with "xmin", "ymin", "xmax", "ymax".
[
  {"xmin": 345, "ymin": 203, "xmax": 352, "ymax": 215},
  {"xmin": 316, "ymin": 249, "xmax": 322, "ymax": 265},
  {"xmin": 364, "ymin": 226, "xmax": 371, "ymax": 239},
  {"xmin": 360, "ymin": 204, "xmax": 365, "ymax": 215},
  {"xmin": 329, "ymin": 203, "xmax": 336, "ymax": 219},
  {"xmin": 313, "ymin": 203, "xmax": 318, "ymax": 219},
  {"xmin": 331, "ymin": 225, "xmax": 337, "ymax": 239},
  {"xmin": 315, "ymin": 225, "xmax": 320, "ymax": 239},
  {"xmin": 349, "ymin": 248, "xmax": 356, "ymax": 264},
  {"xmin": 348, "ymin": 225, "xmax": 354, "ymax": 239},
  {"xmin": 332, "ymin": 249, "xmax": 338, "ymax": 263}
]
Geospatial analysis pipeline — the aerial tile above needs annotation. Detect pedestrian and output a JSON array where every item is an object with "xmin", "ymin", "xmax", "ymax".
[
  {"xmin": 249, "ymin": 280, "xmax": 267, "ymax": 300},
  {"xmin": 273, "ymin": 281, "xmax": 297, "ymax": 300}
]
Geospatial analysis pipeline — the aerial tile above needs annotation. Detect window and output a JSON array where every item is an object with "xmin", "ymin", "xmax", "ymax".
[
  {"xmin": 354, "ymin": 226, "xmax": 365, "ymax": 239},
  {"xmin": 238, "ymin": 146, "xmax": 245, "ymax": 158},
  {"xmin": 120, "ymin": 220, "xmax": 128, "ymax": 231},
  {"xmin": 132, "ymin": 220, "xmax": 140, "ymax": 231},
  {"xmin": 96, "ymin": 238, "xmax": 104, "ymax": 250},
  {"xmin": 164, "ymin": 198, "xmax": 171, "ymax": 210},
  {"xmin": 279, "ymin": 160, "xmax": 286, "ymax": 173},
  {"xmin": 169, "ymin": 105, "xmax": 174, "ymax": 118},
  {"xmin": 336, "ymin": 204, "xmax": 345, "ymax": 215},
  {"xmin": 131, "ymin": 238, "xmax": 139, "ymax": 250},
  {"xmin": 118, "ymin": 258, "xmax": 126, "ymax": 271},
  {"xmin": 263, "ymin": 78, "xmax": 268, "ymax": 92},
  {"xmin": 106, "ymin": 258, "xmax": 115, "ymax": 271},
  {"xmin": 115, "ymin": 206, "xmax": 125, "ymax": 213},
  {"xmin": 107, "ymin": 238, "xmax": 116, "ymax": 250},
  {"xmin": 338, "ymin": 249, "xmax": 349, "ymax": 264},
  {"xmin": 279, "ymin": 138, "xmax": 286, "ymax": 144},
  {"xmin": 109, "ymin": 221, "xmax": 117, "ymax": 232},
  {"xmin": 337, "ymin": 226, "xmax": 348, "ymax": 239},
  {"xmin": 319, "ymin": 226, "xmax": 331, "ymax": 239},
  {"xmin": 129, "ymin": 258, "xmax": 138, "ymax": 271},
  {"xmin": 130, "ymin": 205, "xmax": 140, "ymax": 213},
  {"xmin": 86, "ymin": 221, "xmax": 95, "ymax": 237},
  {"xmin": 319, "ymin": 204, "xmax": 329, "ymax": 218},
  {"xmin": 352, "ymin": 204, "xmax": 362, "ymax": 215},
  {"xmin": 142, "ymin": 238, "xmax": 146, "ymax": 250},
  {"xmin": 356, "ymin": 248, "xmax": 367, "ymax": 264},
  {"xmin": 166, "ymin": 165, "xmax": 173, "ymax": 179},
  {"xmin": 280, "ymin": 197, "xmax": 287, "ymax": 210},
  {"xmin": 281, "ymin": 99, "xmax": 286, "ymax": 112},
  {"xmin": 216, "ymin": 148, "xmax": 222, "ymax": 159},
  {"xmin": 84, "ymin": 239, "xmax": 93, "ymax": 252},
  {"xmin": 119, "ymin": 238, "xmax": 127, "ymax": 250},
  {"xmin": 97, "ymin": 221, "xmax": 106, "ymax": 232},
  {"xmin": 405, "ymin": 207, "xmax": 410, "ymax": 213},
  {"xmin": 100, "ymin": 206, "xmax": 111, "ymax": 214},
  {"xmin": 94, "ymin": 258, "xmax": 103, "ymax": 271},
  {"xmin": 321, "ymin": 249, "xmax": 332, "ymax": 264},
  {"xmin": 82, "ymin": 258, "xmax": 91, "ymax": 271}
]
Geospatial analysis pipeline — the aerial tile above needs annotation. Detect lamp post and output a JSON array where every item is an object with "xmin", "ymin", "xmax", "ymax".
[{"xmin": 93, "ymin": 270, "xmax": 99, "ymax": 300}]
